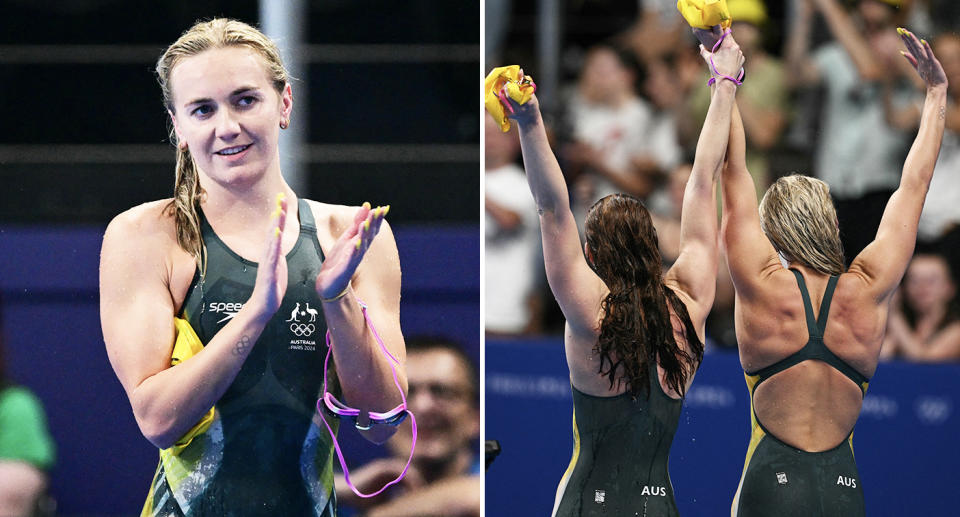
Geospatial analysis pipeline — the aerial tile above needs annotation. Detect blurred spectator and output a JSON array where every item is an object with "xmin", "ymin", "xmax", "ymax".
[
  {"xmin": 564, "ymin": 44, "xmax": 681, "ymax": 232},
  {"xmin": 485, "ymin": 114, "xmax": 542, "ymax": 335},
  {"xmin": 336, "ymin": 337, "xmax": 480, "ymax": 517},
  {"xmin": 881, "ymin": 254, "xmax": 960, "ymax": 361},
  {"xmin": 686, "ymin": 0, "xmax": 788, "ymax": 194},
  {"xmin": 785, "ymin": 0, "xmax": 913, "ymax": 262},
  {"xmin": 0, "ymin": 296, "xmax": 56, "ymax": 517},
  {"xmin": 622, "ymin": 0, "xmax": 688, "ymax": 66}
]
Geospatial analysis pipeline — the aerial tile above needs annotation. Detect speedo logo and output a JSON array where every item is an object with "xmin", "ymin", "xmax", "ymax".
[
  {"xmin": 836, "ymin": 475, "xmax": 857, "ymax": 488},
  {"xmin": 208, "ymin": 302, "xmax": 245, "ymax": 324}
]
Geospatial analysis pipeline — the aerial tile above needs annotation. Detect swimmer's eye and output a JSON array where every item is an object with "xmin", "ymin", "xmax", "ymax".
[
  {"xmin": 236, "ymin": 96, "xmax": 258, "ymax": 109},
  {"xmin": 191, "ymin": 104, "xmax": 214, "ymax": 118}
]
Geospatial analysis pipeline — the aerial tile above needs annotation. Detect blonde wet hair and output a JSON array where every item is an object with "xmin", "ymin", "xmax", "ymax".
[
  {"xmin": 156, "ymin": 18, "xmax": 290, "ymax": 273},
  {"xmin": 759, "ymin": 174, "xmax": 845, "ymax": 275}
]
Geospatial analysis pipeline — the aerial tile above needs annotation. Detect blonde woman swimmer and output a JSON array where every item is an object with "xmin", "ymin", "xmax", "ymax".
[
  {"xmin": 100, "ymin": 19, "xmax": 406, "ymax": 517},
  {"xmin": 721, "ymin": 28, "xmax": 947, "ymax": 517}
]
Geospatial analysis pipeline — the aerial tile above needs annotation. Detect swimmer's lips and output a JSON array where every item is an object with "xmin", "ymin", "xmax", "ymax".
[{"xmin": 214, "ymin": 143, "xmax": 253, "ymax": 161}]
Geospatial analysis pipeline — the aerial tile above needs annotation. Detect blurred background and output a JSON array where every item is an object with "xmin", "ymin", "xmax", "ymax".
[
  {"xmin": 485, "ymin": 0, "xmax": 960, "ymax": 514},
  {"xmin": 0, "ymin": 1, "xmax": 478, "ymax": 516}
]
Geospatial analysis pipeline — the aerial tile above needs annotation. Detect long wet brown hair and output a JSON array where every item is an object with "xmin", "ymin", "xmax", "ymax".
[{"xmin": 584, "ymin": 194, "xmax": 703, "ymax": 399}]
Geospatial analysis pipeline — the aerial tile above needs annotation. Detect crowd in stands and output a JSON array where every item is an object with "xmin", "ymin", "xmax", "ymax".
[{"xmin": 485, "ymin": 0, "xmax": 960, "ymax": 361}]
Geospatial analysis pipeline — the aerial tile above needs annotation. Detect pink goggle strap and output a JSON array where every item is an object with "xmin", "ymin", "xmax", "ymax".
[
  {"xmin": 317, "ymin": 299, "xmax": 417, "ymax": 499},
  {"xmin": 706, "ymin": 29, "xmax": 744, "ymax": 86}
]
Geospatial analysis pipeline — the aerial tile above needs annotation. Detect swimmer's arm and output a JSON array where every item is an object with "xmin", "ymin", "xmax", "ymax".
[
  {"xmin": 850, "ymin": 36, "xmax": 947, "ymax": 300},
  {"xmin": 100, "ymin": 208, "xmax": 281, "ymax": 449},
  {"xmin": 720, "ymin": 102, "xmax": 781, "ymax": 297},
  {"xmin": 665, "ymin": 79, "xmax": 738, "ymax": 321},
  {"xmin": 323, "ymin": 218, "xmax": 406, "ymax": 444},
  {"xmin": 512, "ymin": 94, "xmax": 604, "ymax": 334}
]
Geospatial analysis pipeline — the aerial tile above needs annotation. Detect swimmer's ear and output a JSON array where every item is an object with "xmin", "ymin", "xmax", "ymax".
[{"xmin": 280, "ymin": 83, "xmax": 293, "ymax": 121}]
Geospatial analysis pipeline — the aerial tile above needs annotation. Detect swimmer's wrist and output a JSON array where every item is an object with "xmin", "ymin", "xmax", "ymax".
[{"xmin": 320, "ymin": 283, "xmax": 352, "ymax": 303}]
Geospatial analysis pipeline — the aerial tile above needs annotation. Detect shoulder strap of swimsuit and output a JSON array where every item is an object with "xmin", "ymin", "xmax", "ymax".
[{"xmin": 748, "ymin": 270, "xmax": 868, "ymax": 392}]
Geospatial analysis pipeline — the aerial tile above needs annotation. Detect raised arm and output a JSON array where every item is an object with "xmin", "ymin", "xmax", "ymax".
[
  {"xmin": 784, "ymin": 0, "xmax": 822, "ymax": 87},
  {"xmin": 720, "ymin": 100, "xmax": 782, "ymax": 297},
  {"xmin": 849, "ymin": 29, "xmax": 948, "ymax": 299},
  {"xmin": 315, "ymin": 204, "xmax": 406, "ymax": 444},
  {"xmin": 501, "ymin": 92, "xmax": 604, "ymax": 335},
  {"xmin": 809, "ymin": 0, "xmax": 885, "ymax": 81},
  {"xmin": 101, "ymin": 200, "xmax": 289, "ymax": 449},
  {"xmin": 665, "ymin": 31, "xmax": 744, "ymax": 324}
]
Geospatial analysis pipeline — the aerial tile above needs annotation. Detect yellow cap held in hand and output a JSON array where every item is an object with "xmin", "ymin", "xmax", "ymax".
[
  {"xmin": 677, "ymin": 0, "xmax": 732, "ymax": 30},
  {"xmin": 484, "ymin": 65, "xmax": 536, "ymax": 132}
]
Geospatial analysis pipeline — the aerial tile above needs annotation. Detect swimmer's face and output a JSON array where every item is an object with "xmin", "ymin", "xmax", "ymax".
[
  {"xmin": 390, "ymin": 348, "xmax": 478, "ymax": 464},
  {"xmin": 168, "ymin": 46, "xmax": 292, "ymax": 189},
  {"xmin": 904, "ymin": 255, "xmax": 955, "ymax": 314}
]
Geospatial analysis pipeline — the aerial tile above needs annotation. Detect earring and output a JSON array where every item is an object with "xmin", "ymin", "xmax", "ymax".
[
  {"xmin": 280, "ymin": 120, "xmax": 289, "ymax": 129},
  {"xmin": 178, "ymin": 141, "xmax": 188, "ymax": 151}
]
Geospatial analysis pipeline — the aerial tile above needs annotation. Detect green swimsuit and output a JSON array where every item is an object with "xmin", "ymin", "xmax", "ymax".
[
  {"xmin": 554, "ymin": 362, "xmax": 683, "ymax": 517},
  {"xmin": 142, "ymin": 200, "xmax": 339, "ymax": 517},
  {"xmin": 732, "ymin": 270, "xmax": 870, "ymax": 517}
]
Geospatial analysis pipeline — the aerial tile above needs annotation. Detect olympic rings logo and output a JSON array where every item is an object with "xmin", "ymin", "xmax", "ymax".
[{"xmin": 290, "ymin": 323, "xmax": 316, "ymax": 337}]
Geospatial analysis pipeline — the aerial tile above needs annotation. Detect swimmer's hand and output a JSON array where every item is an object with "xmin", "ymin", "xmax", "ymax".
[
  {"xmin": 250, "ymin": 193, "xmax": 289, "ymax": 319},
  {"xmin": 699, "ymin": 31, "xmax": 745, "ymax": 84},
  {"xmin": 315, "ymin": 202, "xmax": 388, "ymax": 301},
  {"xmin": 691, "ymin": 24, "xmax": 724, "ymax": 50},
  {"xmin": 898, "ymin": 28, "xmax": 947, "ymax": 89},
  {"xmin": 501, "ymin": 75, "xmax": 541, "ymax": 127}
]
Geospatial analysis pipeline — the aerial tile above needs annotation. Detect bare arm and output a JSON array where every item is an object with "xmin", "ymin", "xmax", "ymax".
[
  {"xmin": 849, "ymin": 30, "xmax": 948, "ymax": 300},
  {"xmin": 784, "ymin": 0, "xmax": 822, "ymax": 87},
  {"xmin": 0, "ymin": 462, "xmax": 46, "ymax": 517},
  {"xmin": 810, "ymin": 0, "xmax": 885, "ymax": 81},
  {"xmin": 886, "ymin": 315, "xmax": 960, "ymax": 362},
  {"xmin": 720, "ymin": 101, "xmax": 782, "ymax": 297},
  {"xmin": 318, "ymin": 206, "xmax": 406, "ymax": 444},
  {"xmin": 505, "ymin": 93, "xmax": 604, "ymax": 335},
  {"xmin": 665, "ymin": 34, "xmax": 744, "ymax": 326},
  {"xmin": 101, "ymin": 202, "xmax": 288, "ymax": 449}
]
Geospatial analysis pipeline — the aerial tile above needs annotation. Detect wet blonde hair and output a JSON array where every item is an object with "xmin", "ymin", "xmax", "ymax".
[
  {"xmin": 759, "ymin": 174, "xmax": 845, "ymax": 275},
  {"xmin": 156, "ymin": 18, "xmax": 289, "ymax": 273}
]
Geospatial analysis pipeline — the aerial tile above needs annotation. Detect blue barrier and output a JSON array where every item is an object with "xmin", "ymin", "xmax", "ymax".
[
  {"xmin": 0, "ymin": 224, "xmax": 478, "ymax": 516},
  {"xmin": 486, "ymin": 338, "xmax": 960, "ymax": 515}
]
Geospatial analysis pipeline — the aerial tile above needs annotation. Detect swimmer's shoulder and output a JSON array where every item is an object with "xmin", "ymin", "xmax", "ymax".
[
  {"xmin": 103, "ymin": 199, "xmax": 191, "ymax": 266},
  {"xmin": 303, "ymin": 199, "xmax": 396, "ymax": 241}
]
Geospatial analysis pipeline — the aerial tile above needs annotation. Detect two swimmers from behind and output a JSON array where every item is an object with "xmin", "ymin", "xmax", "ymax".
[
  {"xmin": 721, "ymin": 28, "xmax": 947, "ymax": 517},
  {"xmin": 491, "ymin": 30, "xmax": 744, "ymax": 516},
  {"xmin": 100, "ymin": 19, "xmax": 407, "ymax": 517}
]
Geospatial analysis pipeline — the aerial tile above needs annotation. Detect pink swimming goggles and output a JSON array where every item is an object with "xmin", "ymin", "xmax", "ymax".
[{"xmin": 317, "ymin": 299, "xmax": 416, "ymax": 498}]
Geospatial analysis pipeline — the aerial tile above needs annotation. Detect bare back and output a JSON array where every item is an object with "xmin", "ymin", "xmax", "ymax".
[{"xmin": 735, "ymin": 265, "xmax": 886, "ymax": 452}]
